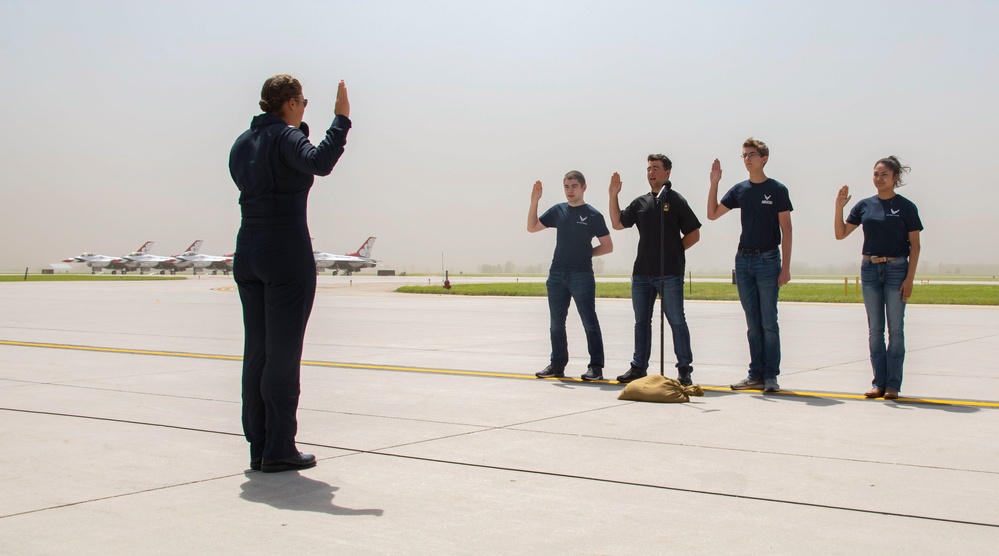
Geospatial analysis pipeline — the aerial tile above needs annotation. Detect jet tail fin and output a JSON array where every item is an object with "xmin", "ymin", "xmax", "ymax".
[{"xmin": 349, "ymin": 237, "xmax": 377, "ymax": 258}]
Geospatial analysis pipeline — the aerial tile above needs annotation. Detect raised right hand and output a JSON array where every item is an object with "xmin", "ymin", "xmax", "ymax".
[
  {"xmin": 334, "ymin": 80, "xmax": 350, "ymax": 118},
  {"xmin": 836, "ymin": 185, "xmax": 851, "ymax": 209},
  {"xmin": 608, "ymin": 172, "xmax": 622, "ymax": 196},
  {"xmin": 710, "ymin": 159, "xmax": 722, "ymax": 186},
  {"xmin": 531, "ymin": 180, "xmax": 543, "ymax": 202}
]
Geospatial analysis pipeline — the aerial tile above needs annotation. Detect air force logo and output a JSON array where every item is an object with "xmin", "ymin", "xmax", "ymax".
[
  {"xmin": 576, "ymin": 215, "xmax": 588, "ymax": 225},
  {"xmin": 761, "ymin": 194, "xmax": 773, "ymax": 205}
]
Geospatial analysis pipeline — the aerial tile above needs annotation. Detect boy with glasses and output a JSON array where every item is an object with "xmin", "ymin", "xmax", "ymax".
[{"xmin": 706, "ymin": 138, "xmax": 793, "ymax": 392}]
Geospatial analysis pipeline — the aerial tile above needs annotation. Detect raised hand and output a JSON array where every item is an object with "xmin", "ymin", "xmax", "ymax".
[
  {"xmin": 835, "ymin": 185, "xmax": 852, "ymax": 209},
  {"xmin": 608, "ymin": 172, "xmax": 622, "ymax": 196},
  {"xmin": 334, "ymin": 80, "xmax": 350, "ymax": 118},
  {"xmin": 710, "ymin": 159, "xmax": 722, "ymax": 186},
  {"xmin": 531, "ymin": 180, "xmax": 543, "ymax": 202}
]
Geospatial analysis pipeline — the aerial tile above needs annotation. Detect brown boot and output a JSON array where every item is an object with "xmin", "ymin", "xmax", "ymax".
[{"xmin": 864, "ymin": 387, "xmax": 885, "ymax": 398}]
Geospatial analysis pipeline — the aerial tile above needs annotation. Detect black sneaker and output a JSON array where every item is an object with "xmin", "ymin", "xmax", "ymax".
[
  {"xmin": 677, "ymin": 366, "xmax": 693, "ymax": 386},
  {"xmin": 536, "ymin": 365, "xmax": 565, "ymax": 378},
  {"xmin": 581, "ymin": 367, "xmax": 604, "ymax": 381},
  {"xmin": 616, "ymin": 365, "xmax": 647, "ymax": 383}
]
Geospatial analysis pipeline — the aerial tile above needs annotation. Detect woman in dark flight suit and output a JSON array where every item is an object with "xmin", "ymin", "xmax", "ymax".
[{"xmin": 229, "ymin": 75, "xmax": 350, "ymax": 472}]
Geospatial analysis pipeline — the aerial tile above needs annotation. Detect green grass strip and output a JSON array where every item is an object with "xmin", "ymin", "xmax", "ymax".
[
  {"xmin": 398, "ymin": 282, "xmax": 999, "ymax": 305},
  {"xmin": 0, "ymin": 275, "xmax": 185, "ymax": 282}
]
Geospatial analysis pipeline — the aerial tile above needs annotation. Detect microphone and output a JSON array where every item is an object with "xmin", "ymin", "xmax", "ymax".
[
  {"xmin": 298, "ymin": 121, "xmax": 310, "ymax": 138},
  {"xmin": 656, "ymin": 179, "xmax": 671, "ymax": 201}
]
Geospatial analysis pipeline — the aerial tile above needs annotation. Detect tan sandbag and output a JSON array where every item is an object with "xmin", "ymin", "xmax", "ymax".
[{"xmin": 618, "ymin": 374, "xmax": 704, "ymax": 403}]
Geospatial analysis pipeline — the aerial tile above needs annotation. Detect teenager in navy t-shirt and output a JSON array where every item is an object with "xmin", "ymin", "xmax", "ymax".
[
  {"xmin": 528, "ymin": 171, "xmax": 613, "ymax": 381},
  {"xmin": 835, "ymin": 156, "xmax": 923, "ymax": 400},
  {"xmin": 707, "ymin": 137, "xmax": 793, "ymax": 393}
]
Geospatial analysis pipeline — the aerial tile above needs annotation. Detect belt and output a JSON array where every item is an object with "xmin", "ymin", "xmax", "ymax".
[
  {"xmin": 863, "ymin": 255, "xmax": 897, "ymax": 264},
  {"xmin": 737, "ymin": 247, "xmax": 778, "ymax": 256}
]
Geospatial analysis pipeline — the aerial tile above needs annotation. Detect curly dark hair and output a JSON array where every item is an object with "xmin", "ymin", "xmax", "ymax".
[{"xmin": 259, "ymin": 74, "xmax": 302, "ymax": 113}]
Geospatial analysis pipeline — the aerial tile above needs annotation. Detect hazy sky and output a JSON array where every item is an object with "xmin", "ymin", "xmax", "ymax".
[{"xmin": 2, "ymin": 0, "xmax": 997, "ymax": 274}]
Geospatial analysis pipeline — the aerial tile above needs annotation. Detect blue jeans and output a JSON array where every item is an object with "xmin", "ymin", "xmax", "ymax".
[
  {"xmin": 547, "ymin": 270, "xmax": 604, "ymax": 369},
  {"xmin": 735, "ymin": 250, "xmax": 782, "ymax": 380},
  {"xmin": 630, "ymin": 275, "xmax": 693, "ymax": 370},
  {"xmin": 861, "ymin": 258, "xmax": 909, "ymax": 391}
]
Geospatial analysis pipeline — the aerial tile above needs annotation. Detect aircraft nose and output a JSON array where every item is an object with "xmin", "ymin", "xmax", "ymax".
[{"xmin": 62, "ymin": 258, "xmax": 76, "ymax": 263}]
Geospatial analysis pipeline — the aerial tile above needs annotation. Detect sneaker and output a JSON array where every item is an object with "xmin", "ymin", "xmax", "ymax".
[
  {"xmin": 763, "ymin": 379, "xmax": 780, "ymax": 392},
  {"xmin": 616, "ymin": 365, "xmax": 647, "ymax": 384},
  {"xmin": 536, "ymin": 365, "xmax": 565, "ymax": 379},
  {"xmin": 581, "ymin": 367, "xmax": 604, "ymax": 381},
  {"xmin": 677, "ymin": 366, "xmax": 693, "ymax": 386},
  {"xmin": 731, "ymin": 377, "xmax": 764, "ymax": 390}
]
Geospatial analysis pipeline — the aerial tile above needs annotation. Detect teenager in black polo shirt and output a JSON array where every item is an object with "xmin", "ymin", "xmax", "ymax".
[
  {"xmin": 834, "ymin": 156, "xmax": 923, "ymax": 400},
  {"xmin": 608, "ymin": 154, "xmax": 701, "ymax": 385},
  {"xmin": 707, "ymin": 138, "xmax": 793, "ymax": 393}
]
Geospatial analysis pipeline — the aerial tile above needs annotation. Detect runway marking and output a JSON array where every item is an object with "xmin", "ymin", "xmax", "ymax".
[{"xmin": 3, "ymin": 339, "xmax": 999, "ymax": 408}]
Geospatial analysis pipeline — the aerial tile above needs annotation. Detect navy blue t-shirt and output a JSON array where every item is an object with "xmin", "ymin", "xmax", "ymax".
[
  {"xmin": 539, "ymin": 203, "xmax": 610, "ymax": 272},
  {"xmin": 720, "ymin": 178, "xmax": 793, "ymax": 250},
  {"xmin": 846, "ymin": 194, "xmax": 923, "ymax": 258},
  {"xmin": 619, "ymin": 187, "xmax": 701, "ymax": 276}
]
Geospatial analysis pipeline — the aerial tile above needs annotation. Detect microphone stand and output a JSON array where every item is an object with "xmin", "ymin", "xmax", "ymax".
[{"xmin": 656, "ymin": 181, "xmax": 670, "ymax": 377}]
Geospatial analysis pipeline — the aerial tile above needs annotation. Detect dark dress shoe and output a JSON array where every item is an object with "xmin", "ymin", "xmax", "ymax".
[
  {"xmin": 616, "ymin": 366, "xmax": 647, "ymax": 383},
  {"xmin": 250, "ymin": 458, "xmax": 262, "ymax": 471},
  {"xmin": 261, "ymin": 452, "xmax": 317, "ymax": 473}
]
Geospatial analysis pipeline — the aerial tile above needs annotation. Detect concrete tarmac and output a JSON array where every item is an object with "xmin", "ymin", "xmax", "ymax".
[{"xmin": 1, "ymin": 275, "xmax": 997, "ymax": 555}]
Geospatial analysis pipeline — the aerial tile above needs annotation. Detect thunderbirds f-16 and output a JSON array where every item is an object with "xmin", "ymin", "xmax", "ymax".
[
  {"xmin": 314, "ymin": 237, "xmax": 377, "ymax": 275},
  {"xmin": 122, "ymin": 241, "xmax": 178, "ymax": 274},
  {"xmin": 170, "ymin": 240, "xmax": 234, "ymax": 275},
  {"xmin": 64, "ymin": 238, "xmax": 375, "ymax": 276},
  {"xmin": 61, "ymin": 251, "xmax": 128, "ymax": 274},
  {"xmin": 63, "ymin": 241, "xmax": 232, "ymax": 275}
]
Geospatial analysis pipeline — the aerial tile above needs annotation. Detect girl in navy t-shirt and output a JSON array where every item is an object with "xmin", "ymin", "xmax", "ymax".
[{"xmin": 834, "ymin": 156, "xmax": 923, "ymax": 400}]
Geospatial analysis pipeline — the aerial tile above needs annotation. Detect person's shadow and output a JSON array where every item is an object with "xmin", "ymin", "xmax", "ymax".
[{"xmin": 240, "ymin": 471, "xmax": 384, "ymax": 517}]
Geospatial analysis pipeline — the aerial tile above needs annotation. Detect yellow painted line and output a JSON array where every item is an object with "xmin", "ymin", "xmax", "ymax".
[
  {"xmin": 695, "ymin": 385, "xmax": 999, "ymax": 407},
  {"xmin": 3, "ymin": 339, "xmax": 998, "ymax": 408},
  {"xmin": 0, "ymin": 340, "xmax": 243, "ymax": 361}
]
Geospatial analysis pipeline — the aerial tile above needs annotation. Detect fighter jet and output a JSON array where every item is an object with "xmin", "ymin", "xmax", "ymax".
[
  {"xmin": 314, "ymin": 237, "xmax": 378, "ymax": 275},
  {"xmin": 121, "ymin": 241, "xmax": 178, "ymax": 275},
  {"xmin": 173, "ymin": 240, "xmax": 233, "ymax": 275},
  {"xmin": 62, "ymin": 251, "xmax": 128, "ymax": 274}
]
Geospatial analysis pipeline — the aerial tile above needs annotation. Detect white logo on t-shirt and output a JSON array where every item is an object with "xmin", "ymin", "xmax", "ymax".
[{"xmin": 761, "ymin": 195, "xmax": 773, "ymax": 205}]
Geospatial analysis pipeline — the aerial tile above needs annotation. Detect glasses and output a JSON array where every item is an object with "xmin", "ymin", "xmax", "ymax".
[
  {"xmin": 741, "ymin": 152, "xmax": 760, "ymax": 160},
  {"xmin": 294, "ymin": 97, "xmax": 308, "ymax": 107}
]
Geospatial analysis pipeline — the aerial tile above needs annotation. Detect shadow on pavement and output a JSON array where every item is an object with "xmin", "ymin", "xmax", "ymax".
[
  {"xmin": 240, "ymin": 471, "xmax": 384, "ymax": 517},
  {"xmin": 885, "ymin": 400, "xmax": 981, "ymax": 414},
  {"xmin": 748, "ymin": 392, "xmax": 847, "ymax": 407}
]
